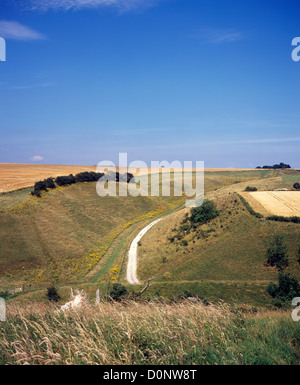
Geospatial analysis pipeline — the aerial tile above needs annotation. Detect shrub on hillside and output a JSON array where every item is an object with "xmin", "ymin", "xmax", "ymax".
[
  {"xmin": 266, "ymin": 235, "xmax": 289, "ymax": 270},
  {"xmin": 31, "ymin": 182, "xmax": 45, "ymax": 197},
  {"xmin": 105, "ymin": 171, "xmax": 135, "ymax": 183},
  {"xmin": 32, "ymin": 178, "xmax": 55, "ymax": 197},
  {"xmin": 55, "ymin": 174, "xmax": 76, "ymax": 186},
  {"xmin": 266, "ymin": 215, "xmax": 300, "ymax": 224},
  {"xmin": 267, "ymin": 272, "xmax": 300, "ymax": 306},
  {"xmin": 189, "ymin": 200, "xmax": 220, "ymax": 225},
  {"xmin": 118, "ymin": 172, "xmax": 134, "ymax": 183},
  {"xmin": 245, "ymin": 186, "xmax": 257, "ymax": 192},
  {"xmin": 105, "ymin": 171, "xmax": 120, "ymax": 182},
  {"xmin": 74, "ymin": 171, "xmax": 104, "ymax": 183},
  {"xmin": 109, "ymin": 283, "xmax": 128, "ymax": 301},
  {"xmin": 125, "ymin": 172, "xmax": 135, "ymax": 183},
  {"xmin": 45, "ymin": 177, "xmax": 56, "ymax": 189},
  {"xmin": 46, "ymin": 286, "xmax": 60, "ymax": 302},
  {"xmin": 293, "ymin": 182, "xmax": 300, "ymax": 190},
  {"xmin": 34, "ymin": 180, "xmax": 47, "ymax": 192}
]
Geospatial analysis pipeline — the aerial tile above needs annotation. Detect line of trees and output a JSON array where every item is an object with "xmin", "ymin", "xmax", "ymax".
[
  {"xmin": 31, "ymin": 171, "xmax": 135, "ymax": 197},
  {"xmin": 237, "ymin": 194, "xmax": 263, "ymax": 218},
  {"xmin": 256, "ymin": 162, "xmax": 291, "ymax": 169},
  {"xmin": 266, "ymin": 215, "xmax": 300, "ymax": 224},
  {"xmin": 105, "ymin": 171, "xmax": 134, "ymax": 183},
  {"xmin": 55, "ymin": 171, "xmax": 105, "ymax": 186}
]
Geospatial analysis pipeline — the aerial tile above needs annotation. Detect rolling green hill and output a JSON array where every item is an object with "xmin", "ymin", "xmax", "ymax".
[
  {"xmin": 0, "ymin": 182, "xmax": 182, "ymax": 287},
  {"xmin": 135, "ymin": 191, "xmax": 300, "ymax": 306},
  {"xmin": 0, "ymin": 168, "xmax": 299, "ymax": 307}
]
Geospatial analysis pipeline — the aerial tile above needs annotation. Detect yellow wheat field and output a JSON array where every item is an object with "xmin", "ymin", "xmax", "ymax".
[
  {"xmin": 0, "ymin": 163, "xmax": 97, "ymax": 192},
  {"xmin": 248, "ymin": 191, "xmax": 300, "ymax": 217}
]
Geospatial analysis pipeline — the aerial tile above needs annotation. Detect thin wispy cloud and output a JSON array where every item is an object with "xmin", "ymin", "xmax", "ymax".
[
  {"xmin": 108, "ymin": 127, "xmax": 178, "ymax": 136},
  {"xmin": 25, "ymin": 0, "xmax": 158, "ymax": 12},
  {"xmin": 190, "ymin": 28, "xmax": 244, "ymax": 44},
  {"xmin": 7, "ymin": 83, "xmax": 56, "ymax": 90},
  {"xmin": 148, "ymin": 137, "xmax": 300, "ymax": 150},
  {"xmin": 0, "ymin": 20, "xmax": 45, "ymax": 41},
  {"xmin": 220, "ymin": 137, "xmax": 300, "ymax": 145},
  {"xmin": 31, "ymin": 155, "xmax": 44, "ymax": 161}
]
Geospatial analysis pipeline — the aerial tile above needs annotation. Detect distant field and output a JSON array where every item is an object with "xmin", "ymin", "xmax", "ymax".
[
  {"xmin": 249, "ymin": 191, "xmax": 300, "ymax": 217},
  {"xmin": 0, "ymin": 163, "xmax": 96, "ymax": 192},
  {"xmin": 0, "ymin": 163, "xmax": 265, "ymax": 193}
]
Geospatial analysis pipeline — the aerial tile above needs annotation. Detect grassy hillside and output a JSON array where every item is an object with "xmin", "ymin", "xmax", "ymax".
[
  {"xmin": 0, "ymin": 182, "xmax": 181, "ymax": 287},
  {"xmin": 0, "ymin": 300, "xmax": 299, "ymax": 365},
  {"xmin": 0, "ymin": 168, "xmax": 299, "ymax": 307},
  {"xmin": 136, "ymin": 192, "xmax": 300, "ymax": 305},
  {"xmin": 0, "ymin": 188, "xmax": 33, "ymax": 209}
]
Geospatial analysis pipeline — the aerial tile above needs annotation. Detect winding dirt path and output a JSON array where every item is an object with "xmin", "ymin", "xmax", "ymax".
[{"xmin": 126, "ymin": 218, "xmax": 162, "ymax": 284}]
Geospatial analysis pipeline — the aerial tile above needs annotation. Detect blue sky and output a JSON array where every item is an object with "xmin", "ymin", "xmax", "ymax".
[{"xmin": 0, "ymin": 0, "xmax": 299, "ymax": 168}]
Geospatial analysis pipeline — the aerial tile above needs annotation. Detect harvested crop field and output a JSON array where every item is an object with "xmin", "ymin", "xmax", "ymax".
[
  {"xmin": 248, "ymin": 191, "xmax": 300, "ymax": 217},
  {"xmin": 0, "ymin": 163, "xmax": 258, "ymax": 193},
  {"xmin": 0, "ymin": 163, "xmax": 97, "ymax": 193}
]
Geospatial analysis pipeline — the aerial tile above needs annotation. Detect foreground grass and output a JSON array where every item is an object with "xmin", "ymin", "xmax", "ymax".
[{"xmin": 0, "ymin": 300, "xmax": 299, "ymax": 365}]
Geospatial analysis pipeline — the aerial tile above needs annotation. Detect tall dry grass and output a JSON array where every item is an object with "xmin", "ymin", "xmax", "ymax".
[{"xmin": 0, "ymin": 300, "xmax": 299, "ymax": 365}]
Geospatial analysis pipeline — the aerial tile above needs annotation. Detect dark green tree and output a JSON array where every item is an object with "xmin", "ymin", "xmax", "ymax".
[
  {"xmin": 189, "ymin": 200, "xmax": 220, "ymax": 225},
  {"xmin": 45, "ymin": 177, "xmax": 56, "ymax": 189},
  {"xmin": 46, "ymin": 285, "xmax": 60, "ymax": 302},
  {"xmin": 31, "ymin": 179, "xmax": 48, "ymax": 197},
  {"xmin": 55, "ymin": 174, "xmax": 76, "ymax": 186},
  {"xmin": 266, "ymin": 235, "xmax": 289, "ymax": 270},
  {"xmin": 293, "ymin": 182, "xmax": 300, "ymax": 190},
  {"xmin": 267, "ymin": 272, "xmax": 300, "ymax": 303},
  {"xmin": 75, "ymin": 171, "xmax": 104, "ymax": 183},
  {"xmin": 109, "ymin": 283, "xmax": 128, "ymax": 301}
]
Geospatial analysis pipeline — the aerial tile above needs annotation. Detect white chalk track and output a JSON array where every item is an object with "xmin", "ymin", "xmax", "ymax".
[{"xmin": 126, "ymin": 218, "xmax": 162, "ymax": 284}]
